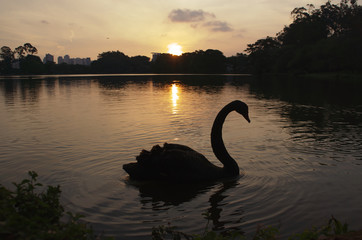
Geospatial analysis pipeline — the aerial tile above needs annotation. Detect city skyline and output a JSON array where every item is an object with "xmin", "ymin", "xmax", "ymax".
[
  {"xmin": 42, "ymin": 53, "xmax": 91, "ymax": 65},
  {"xmin": 1, "ymin": 0, "xmax": 338, "ymax": 60},
  {"xmin": 57, "ymin": 54, "xmax": 91, "ymax": 65}
]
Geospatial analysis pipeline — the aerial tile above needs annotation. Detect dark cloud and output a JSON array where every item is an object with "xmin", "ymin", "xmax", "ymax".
[
  {"xmin": 168, "ymin": 8, "xmax": 233, "ymax": 32},
  {"xmin": 41, "ymin": 20, "xmax": 49, "ymax": 24},
  {"xmin": 168, "ymin": 9, "xmax": 214, "ymax": 22},
  {"xmin": 203, "ymin": 21, "xmax": 233, "ymax": 32}
]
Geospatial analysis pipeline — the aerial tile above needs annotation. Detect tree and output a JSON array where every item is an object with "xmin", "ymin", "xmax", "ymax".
[
  {"xmin": 245, "ymin": 37, "xmax": 281, "ymax": 74},
  {"xmin": 20, "ymin": 55, "xmax": 44, "ymax": 74},
  {"xmin": 184, "ymin": 49, "xmax": 227, "ymax": 73},
  {"xmin": 152, "ymin": 53, "xmax": 179, "ymax": 73},
  {"xmin": 151, "ymin": 49, "xmax": 227, "ymax": 74},
  {"xmin": 15, "ymin": 43, "xmax": 38, "ymax": 59},
  {"xmin": 130, "ymin": 55, "xmax": 151, "ymax": 73},
  {"xmin": 0, "ymin": 46, "xmax": 14, "ymax": 61},
  {"xmin": 0, "ymin": 46, "xmax": 14, "ymax": 74},
  {"xmin": 244, "ymin": 0, "xmax": 362, "ymax": 74},
  {"xmin": 200, "ymin": 49, "xmax": 227, "ymax": 73},
  {"xmin": 226, "ymin": 53, "xmax": 248, "ymax": 73},
  {"xmin": 91, "ymin": 51, "xmax": 132, "ymax": 73},
  {"xmin": 245, "ymin": 37, "xmax": 280, "ymax": 54},
  {"xmin": 24, "ymin": 43, "xmax": 38, "ymax": 55}
]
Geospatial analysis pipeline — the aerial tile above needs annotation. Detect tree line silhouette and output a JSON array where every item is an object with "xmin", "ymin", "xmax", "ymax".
[
  {"xmin": 246, "ymin": 0, "xmax": 362, "ymax": 74},
  {"xmin": 1, "ymin": 0, "xmax": 361, "ymax": 75}
]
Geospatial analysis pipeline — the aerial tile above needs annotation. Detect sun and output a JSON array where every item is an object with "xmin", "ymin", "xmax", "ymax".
[{"xmin": 167, "ymin": 43, "xmax": 183, "ymax": 56}]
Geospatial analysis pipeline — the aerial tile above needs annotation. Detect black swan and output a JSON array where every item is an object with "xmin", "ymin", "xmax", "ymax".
[{"xmin": 123, "ymin": 100, "xmax": 250, "ymax": 182}]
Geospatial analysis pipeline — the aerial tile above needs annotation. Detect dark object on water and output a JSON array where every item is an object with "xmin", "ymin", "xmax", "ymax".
[{"xmin": 123, "ymin": 100, "xmax": 250, "ymax": 182}]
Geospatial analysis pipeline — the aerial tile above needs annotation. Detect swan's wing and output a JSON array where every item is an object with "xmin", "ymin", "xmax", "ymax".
[
  {"xmin": 157, "ymin": 147, "xmax": 220, "ymax": 180},
  {"xmin": 129, "ymin": 143, "xmax": 221, "ymax": 181},
  {"xmin": 163, "ymin": 143, "xmax": 196, "ymax": 152}
]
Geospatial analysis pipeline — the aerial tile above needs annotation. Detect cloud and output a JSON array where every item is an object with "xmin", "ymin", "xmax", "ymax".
[
  {"xmin": 168, "ymin": 9, "xmax": 214, "ymax": 22},
  {"xmin": 41, "ymin": 20, "xmax": 50, "ymax": 24},
  {"xmin": 203, "ymin": 21, "xmax": 233, "ymax": 32},
  {"xmin": 69, "ymin": 30, "xmax": 74, "ymax": 42},
  {"xmin": 168, "ymin": 8, "xmax": 233, "ymax": 32}
]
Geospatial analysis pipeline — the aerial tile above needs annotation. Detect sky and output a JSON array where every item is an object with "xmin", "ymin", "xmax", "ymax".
[{"xmin": 0, "ymin": 0, "xmax": 338, "ymax": 61}]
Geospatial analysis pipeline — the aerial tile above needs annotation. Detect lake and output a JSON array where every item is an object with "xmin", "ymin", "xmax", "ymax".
[{"xmin": 0, "ymin": 74, "xmax": 361, "ymax": 239}]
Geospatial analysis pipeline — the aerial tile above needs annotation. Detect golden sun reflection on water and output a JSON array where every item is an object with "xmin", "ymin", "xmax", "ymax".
[{"xmin": 171, "ymin": 83, "xmax": 179, "ymax": 114}]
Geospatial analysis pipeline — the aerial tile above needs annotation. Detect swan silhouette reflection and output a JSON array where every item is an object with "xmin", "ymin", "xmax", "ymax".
[{"xmin": 126, "ymin": 177, "xmax": 242, "ymax": 231}]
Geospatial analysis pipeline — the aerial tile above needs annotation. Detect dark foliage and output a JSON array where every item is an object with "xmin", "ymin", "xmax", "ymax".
[
  {"xmin": 130, "ymin": 55, "xmax": 152, "ymax": 73},
  {"xmin": 245, "ymin": 0, "xmax": 362, "ymax": 74},
  {"xmin": 92, "ymin": 51, "xmax": 132, "ymax": 73},
  {"xmin": 91, "ymin": 51, "xmax": 152, "ymax": 74},
  {"xmin": 152, "ymin": 49, "xmax": 228, "ymax": 74},
  {"xmin": 0, "ymin": 46, "xmax": 15, "ymax": 74},
  {"xmin": 0, "ymin": 171, "xmax": 112, "ymax": 239},
  {"xmin": 19, "ymin": 55, "xmax": 45, "ymax": 74},
  {"xmin": 1, "ymin": 43, "xmax": 43, "ymax": 75},
  {"xmin": 226, "ymin": 53, "xmax": 249, "ymax": 73},
  {"xmin": 15, "ymin": 43, "xmax": 38, "ymax": 59}
]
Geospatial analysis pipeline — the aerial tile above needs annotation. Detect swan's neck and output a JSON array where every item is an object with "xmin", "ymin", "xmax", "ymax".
[{"xmin": 211, "ymin": 103, "xmax": 239, "ymax": 176}]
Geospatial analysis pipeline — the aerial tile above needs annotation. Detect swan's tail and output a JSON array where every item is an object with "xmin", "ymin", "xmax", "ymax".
[
  {"xmin": 136, "ymin": 144, "xmax": 163, "ymax": 164},
  {"xmin": 123, "ymin": 144, "xmax": 164, "ymax": 180}
]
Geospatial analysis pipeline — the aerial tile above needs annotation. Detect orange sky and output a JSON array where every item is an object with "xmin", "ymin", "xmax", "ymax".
[{"xmin": 0, "ymin": 0, "xmax": 336, "ymax": 60}]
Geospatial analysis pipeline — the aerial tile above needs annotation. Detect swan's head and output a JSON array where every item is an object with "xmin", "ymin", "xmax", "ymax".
[{"xmin": 234, "ymin": 100, "xmax": 250, "ymax": 123}]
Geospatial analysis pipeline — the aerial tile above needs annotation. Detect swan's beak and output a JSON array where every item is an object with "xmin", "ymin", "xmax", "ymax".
[{"xmin": 244, "ymin": 113, "xmax": 250, "ymax": 123}]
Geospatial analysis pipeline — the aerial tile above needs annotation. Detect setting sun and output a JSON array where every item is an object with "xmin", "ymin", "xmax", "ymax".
[{"xmin": 167, "ymin": 43, "xmax": 183, "ymax": 56}]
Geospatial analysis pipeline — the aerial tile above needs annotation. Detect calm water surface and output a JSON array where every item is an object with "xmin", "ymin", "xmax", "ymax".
[{"xmin": 0, "ymin": 74, "xmax": 361, "ymax": 239}]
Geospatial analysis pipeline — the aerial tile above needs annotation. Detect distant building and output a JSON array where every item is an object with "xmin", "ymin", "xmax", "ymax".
[
  {"xmin": 151, "ymin": 52, "xmax": 161, "ymax": 62},
  {"xmin": 59, "ymin": 55, "xmax": 91, "ymax": 66},
  {"xmin": 58, "ymin": 56, "xmax": 64, "ymax": 64},
  {"xmin": 84, "ymin": 57, "xmax": 91, "ymax": 65},
  {"xmin": 64, "ymin": 55, "xmax": 70, "ymax": 64},
  {"xmin": 43, "ymin": 53, "xmax": 54, "ymax": 63}
]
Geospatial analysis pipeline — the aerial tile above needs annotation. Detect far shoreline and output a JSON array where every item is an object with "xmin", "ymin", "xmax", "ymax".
[
  {"xmin": 0, "ymin": 73, "xmax": 253, "ymax": 79},
  {"xmin": 1, "ymin": 72, "xmax": 361, "ymax": 83}
]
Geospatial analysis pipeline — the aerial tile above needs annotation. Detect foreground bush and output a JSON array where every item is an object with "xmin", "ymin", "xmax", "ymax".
[
  {"xmin": 152, "ymin": 216, "xmax": 351, "ymax": 240},
  {"xmin": 0, "ymin": 171, "xmax": 112, "ymax": 240}
]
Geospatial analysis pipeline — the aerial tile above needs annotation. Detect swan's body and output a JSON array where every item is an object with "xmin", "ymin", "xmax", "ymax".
[{"xmin": 123, "ymin": 100, "xmax": 250, "ymax": 182}]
